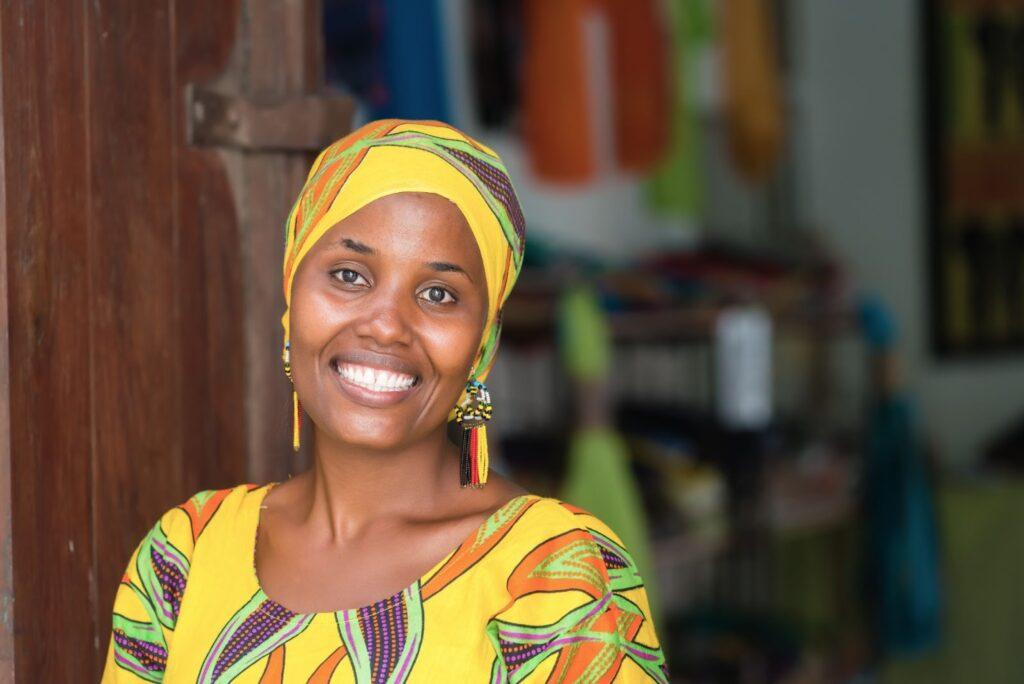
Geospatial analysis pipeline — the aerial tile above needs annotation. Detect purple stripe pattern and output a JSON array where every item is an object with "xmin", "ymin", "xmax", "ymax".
[
  {"xmin": 113, "ymin": 629, "xmax": 168, "ymax": 672},
  {"xmin": 358, "ymin": 590, "xmax": 409, "ymax": 684},
  {"xmin": 498, "ymin": 639, "xmax": 550, "ymax": 675},
  {"xmin": 210, "ymin": 600, "xmax": 296, "ymax": 681},
  {"xmin": 446, "ymin": 147, "xmax": 527, "ymax": 249},
  {"xmin": 150, "ymin": 545, "xmax": 187, "ymax": 622},
  {"xmin": 599, "ymin": 545, "xmax": 627, "ymax": 570}
]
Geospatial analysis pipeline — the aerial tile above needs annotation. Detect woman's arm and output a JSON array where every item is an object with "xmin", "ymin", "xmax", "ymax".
[
  {"xmin": 485, "ymin": 508, "xmax": 669, "ymax": 683},
  {"xmin": 101, "ymin": 504, "xmax": 194, "ymax": 682}
]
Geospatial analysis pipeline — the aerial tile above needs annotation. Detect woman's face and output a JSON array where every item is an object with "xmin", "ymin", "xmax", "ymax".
[{"xmin": 289, "ymin": 191, "xmax": 489, "ymax": 451}]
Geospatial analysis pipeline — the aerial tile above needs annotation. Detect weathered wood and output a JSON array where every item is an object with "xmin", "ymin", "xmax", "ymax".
[
  {"xmin": 225, "ymin": 0, "xmax": 340, "ymax": 482},
  {"xmin": 174, "ymin": 0, "xmax": 247, "ymax": 494},
  {"xmin": 0, "ymin": 11, "xmax": 15, "ymax": 684},
  {"xmin": 0, "ymin": 1, "xmax": 333, "ymax": 678},
  {"xmin": 86, "ymin": 1, "xmax": 251, "ymax": 677},
  {"xmin": 86, "ymin": 0, "xmax": 184, "ymax": 675},
  {"xmin": 188, "ymin": 85, "xmax": 353, "ymax": 151},
  {"xmin": 0, "ymin": 1, "xmax": 96, "ymax": 678}
]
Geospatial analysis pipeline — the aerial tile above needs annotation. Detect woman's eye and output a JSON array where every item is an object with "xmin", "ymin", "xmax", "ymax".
[
  {"xmin": 420, "ymin": 285, "xmax": 456, "ymax": 305},
  {"xmin": 331, "ymin": 268, "xmax": 368, "ymax": 286}
]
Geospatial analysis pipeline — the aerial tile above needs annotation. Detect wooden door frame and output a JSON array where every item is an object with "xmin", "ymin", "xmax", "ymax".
[
  {"xmin": 0, "ymin": 30, "xmax": 15, "ymax": 676},
  {"xmin": 0, "ymin": 1, "xmax": 346, "ymax": 678}
]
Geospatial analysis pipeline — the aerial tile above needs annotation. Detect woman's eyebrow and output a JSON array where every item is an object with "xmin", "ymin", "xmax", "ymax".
[
  {"xmin": 429, "ymin": 261, "xmax": 472, "ymax": 282},
  {"xmin": 337, "ymin": 237, "xmax": 375, "ymax": 254}
]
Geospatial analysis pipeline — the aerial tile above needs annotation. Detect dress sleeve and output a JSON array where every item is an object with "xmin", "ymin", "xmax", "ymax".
[
  {"xmin": 485, "ymin": 506, "xmax": 669, "ymax": 683},
  {"xmin": 101, "ymin": 501, "xmax": 196, "ymax": 683}
]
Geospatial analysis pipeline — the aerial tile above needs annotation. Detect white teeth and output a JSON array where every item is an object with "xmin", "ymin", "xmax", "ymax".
[{"xmin": 337, "ymin": 363, "xmax": 416, "ymax": 392}]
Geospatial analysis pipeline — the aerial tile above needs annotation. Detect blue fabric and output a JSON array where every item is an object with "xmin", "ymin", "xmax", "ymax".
[
  {"xmin": 324, "ymin": 0, "xmax": 382, "ymax": 106},
  {"xmin": 375, "ymin": 0, "xmax": 451, "ymax": 121},
  {"xmin": 859, "ymin": 294, "xmax": 899, "ymax": 351},
  {"xmin": 864, "ymin": 395, "xmax": 944, "ymax": 656}
]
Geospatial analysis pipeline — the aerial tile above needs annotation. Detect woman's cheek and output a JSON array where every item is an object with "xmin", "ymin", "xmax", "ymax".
[{"xmin": 425, "ymin": 316, "xmax": 481, "ymax": 378}]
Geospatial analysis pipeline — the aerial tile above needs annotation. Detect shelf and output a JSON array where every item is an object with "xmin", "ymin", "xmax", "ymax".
[{"xmin": 501, "ymin": 295, "xmax": 855, "ymax": 345}]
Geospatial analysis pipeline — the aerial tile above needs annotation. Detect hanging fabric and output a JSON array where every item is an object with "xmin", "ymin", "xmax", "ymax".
[
  {"xmin": 521, "ymin": 0, "xmax": 671, "ymax": 184},
  {"xmin": 721, "ymin": 0, "xmax": 785, "ymax": 183},
  {"xmin": 376, "ymin": 0, "xmax": 452, "ymax": 121},
  {"xmin": 647, "ymin": 0, "xmax": 714, "ymax": 216},
  {"xmin": 557, "ymin": 284, "xmax": 662, "ymax": 625}
]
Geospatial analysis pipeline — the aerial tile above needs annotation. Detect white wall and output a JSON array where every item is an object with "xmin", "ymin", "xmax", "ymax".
[{"xmin": 792, "ymin": 0, "xmax": 1024, "ymax": 465}]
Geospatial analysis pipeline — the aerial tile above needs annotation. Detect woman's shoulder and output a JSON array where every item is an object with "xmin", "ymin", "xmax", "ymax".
[
  {"xmin": 173, "ymin": 482, "xmax": 268, "ymax": 530},
  {"xmin": 137, "ymin": 482, "xmax": 269, "ymax": 555},
  {"xmin": 487, "ymin": 495, "xmax": 668, "ymax": 683},
  {"xmin": 501, "ymin": 494, "xmax": 640, "ymax": 577},
  {"xmin": 512, "ymin": 493, "xmax": 630, "ymax": 544},
  {"xmin": 516, "ymin": 494, "xmax": 627, "ymax": 542}
]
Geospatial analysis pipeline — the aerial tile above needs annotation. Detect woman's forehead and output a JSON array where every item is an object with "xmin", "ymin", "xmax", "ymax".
[{"xmin": 310, "ymin": 192, "xmax": 483, "ymax": 269}]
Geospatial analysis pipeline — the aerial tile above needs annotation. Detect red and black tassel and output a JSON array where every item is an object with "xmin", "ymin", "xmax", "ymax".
[{"xmin": 455, "ymin": 380, "xmax": 492, "ymax": 488}]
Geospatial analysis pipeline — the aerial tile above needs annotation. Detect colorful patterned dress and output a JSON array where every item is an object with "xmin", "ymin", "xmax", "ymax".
[{"xmin": 102, "ymin": 483, "xmax": 668, "ymax": 683}]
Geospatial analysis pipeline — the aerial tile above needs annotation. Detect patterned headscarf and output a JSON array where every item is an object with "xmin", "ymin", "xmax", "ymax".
[{"xmin": 281, "ymin": 120, "xmax": 526, "ymax": 462}]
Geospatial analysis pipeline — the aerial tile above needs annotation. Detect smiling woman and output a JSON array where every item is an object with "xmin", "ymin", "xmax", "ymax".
[
  {"xmin": 101, "ymin": 120, "xmax": 668, "ymax": 683},
  {"xmin": 289, "ymin": 191, "xmax": 489, "ymax": 455}
]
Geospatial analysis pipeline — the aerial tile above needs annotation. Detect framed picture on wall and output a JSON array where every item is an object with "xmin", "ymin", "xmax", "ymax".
[{"xmin": 923, "ymin": 0, "xmax": 1024, "ymax": 356}]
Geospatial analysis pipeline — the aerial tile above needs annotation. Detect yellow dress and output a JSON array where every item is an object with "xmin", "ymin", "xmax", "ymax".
[{"xmin": 102, "ymin": 483, "xmax": 668, "ymax": 683}]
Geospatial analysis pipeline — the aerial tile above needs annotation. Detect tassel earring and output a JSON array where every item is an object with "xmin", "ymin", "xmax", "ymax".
[
  {"xmin": 292, "ymin": 390, "xmax": 301, "ymax": 452},
  {"xmin": 283, "ymin": 342, "xmax": 301, "ymax": 452},
  {"xmin": 454, "ymin": 379, "xmax": 492, "ymax": 487}
]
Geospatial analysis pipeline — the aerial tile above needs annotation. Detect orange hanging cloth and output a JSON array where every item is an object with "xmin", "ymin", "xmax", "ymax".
[
  {"xmin": 721, "ymin": 0, "xmax": 785, "ymax": 183},
  {"xmin": 604, "ymin": 0, "xmax": 671, "ymax": 173},
  {"xmin": 521, "ymin": 0, "xmax": 671, "ymax": 183},
  {"xmin": 522, "ymin": 0, "xmax": 596, "ymax": 183}
]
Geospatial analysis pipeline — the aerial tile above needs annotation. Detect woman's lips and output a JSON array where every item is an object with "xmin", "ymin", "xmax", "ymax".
[{"xmin": 330, "ymin": 360, "xmax": 420, "ymax": 408}]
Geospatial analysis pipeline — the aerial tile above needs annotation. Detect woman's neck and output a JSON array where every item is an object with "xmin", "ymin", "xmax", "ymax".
[{"xmin": 294, "ymin": 426, "xmax": 463, "ymax": 541}]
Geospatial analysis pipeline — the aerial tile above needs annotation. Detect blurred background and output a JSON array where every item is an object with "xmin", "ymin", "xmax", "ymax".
[{"xmin": 1, "ymin": 0, "xmax": 1023, "ymax": 681}]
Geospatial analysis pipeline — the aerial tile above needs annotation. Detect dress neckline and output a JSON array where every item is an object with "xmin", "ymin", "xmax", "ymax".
[{"xmin": 249, "ymin": 482, "xmax": 535, "ymax": 620}]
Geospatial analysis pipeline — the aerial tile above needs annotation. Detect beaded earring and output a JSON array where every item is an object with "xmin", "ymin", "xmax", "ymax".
[
  {"xmin": 453, "ymin": 379, "xmax": 492, "ymax": 487},
  {"xmin": 282, "ymin": 342, "xmax": 301, "ymax": 452}
]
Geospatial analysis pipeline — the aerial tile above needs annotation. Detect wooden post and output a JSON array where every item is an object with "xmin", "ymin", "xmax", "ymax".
[
  {"xmin": 189, "ymin": 0, "xmax": 351, "ymax": 482},
  {"xmin": 0, "ymin": 1, "xmax": 347, "ymax": 678},
  {"xmin": 0, "ymin": 21, "xmax": 14, "ymax": 677}
]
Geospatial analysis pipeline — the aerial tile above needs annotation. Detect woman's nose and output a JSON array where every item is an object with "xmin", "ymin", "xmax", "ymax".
[{"xmin": 353, "ymin": 288, "xmax": 414, "ymax": 348}]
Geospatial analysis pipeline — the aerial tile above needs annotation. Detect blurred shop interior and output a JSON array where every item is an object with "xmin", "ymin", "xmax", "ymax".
[{"xmin": 323, "ymin": 0, "xmax": 1024, "ymax": 681}]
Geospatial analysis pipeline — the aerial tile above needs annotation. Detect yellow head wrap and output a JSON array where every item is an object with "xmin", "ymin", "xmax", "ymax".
[{"xmin": 281, "ymin": 120, "xmax": 526, "ymax": 480}]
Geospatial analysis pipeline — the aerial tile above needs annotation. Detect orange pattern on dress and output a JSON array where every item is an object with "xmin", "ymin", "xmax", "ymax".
[
  {"xmin": 308, "ymin": 645, "xmax": 348, "ymax": 683},
  {"xmin": 506, "ymin": 529, "xmax": 609, "ymax": 601},
  {"xmin": 257, "ymin": 645, "xmax": 285, "ymax": 683},
  {"xmin": 420, "ymin": 497, "xmax": 539, "ymax": 600}
]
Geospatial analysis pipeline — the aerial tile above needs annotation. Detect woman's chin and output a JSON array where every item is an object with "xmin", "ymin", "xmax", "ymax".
[{"xmin": 317, "ymin": 419, "xmax": 419, "ymax": 452}]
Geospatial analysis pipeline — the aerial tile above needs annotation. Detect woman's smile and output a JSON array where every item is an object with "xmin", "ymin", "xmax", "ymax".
[
  {"xmin": 337, "ymin": 363, "xmax": 417, "ymax": 392},
  {"xmin": 329, "ymin": 352, "xmax": 423, "ymax": 408}
]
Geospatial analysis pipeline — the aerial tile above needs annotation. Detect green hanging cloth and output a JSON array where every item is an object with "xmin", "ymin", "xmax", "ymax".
[
  {"xmin": 557, "ymin": 285, "xmax": 661, "ymax": 625},
  {"xmin": 646, "ymin": 0, "xmax": 714, "ymax": 217}
]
